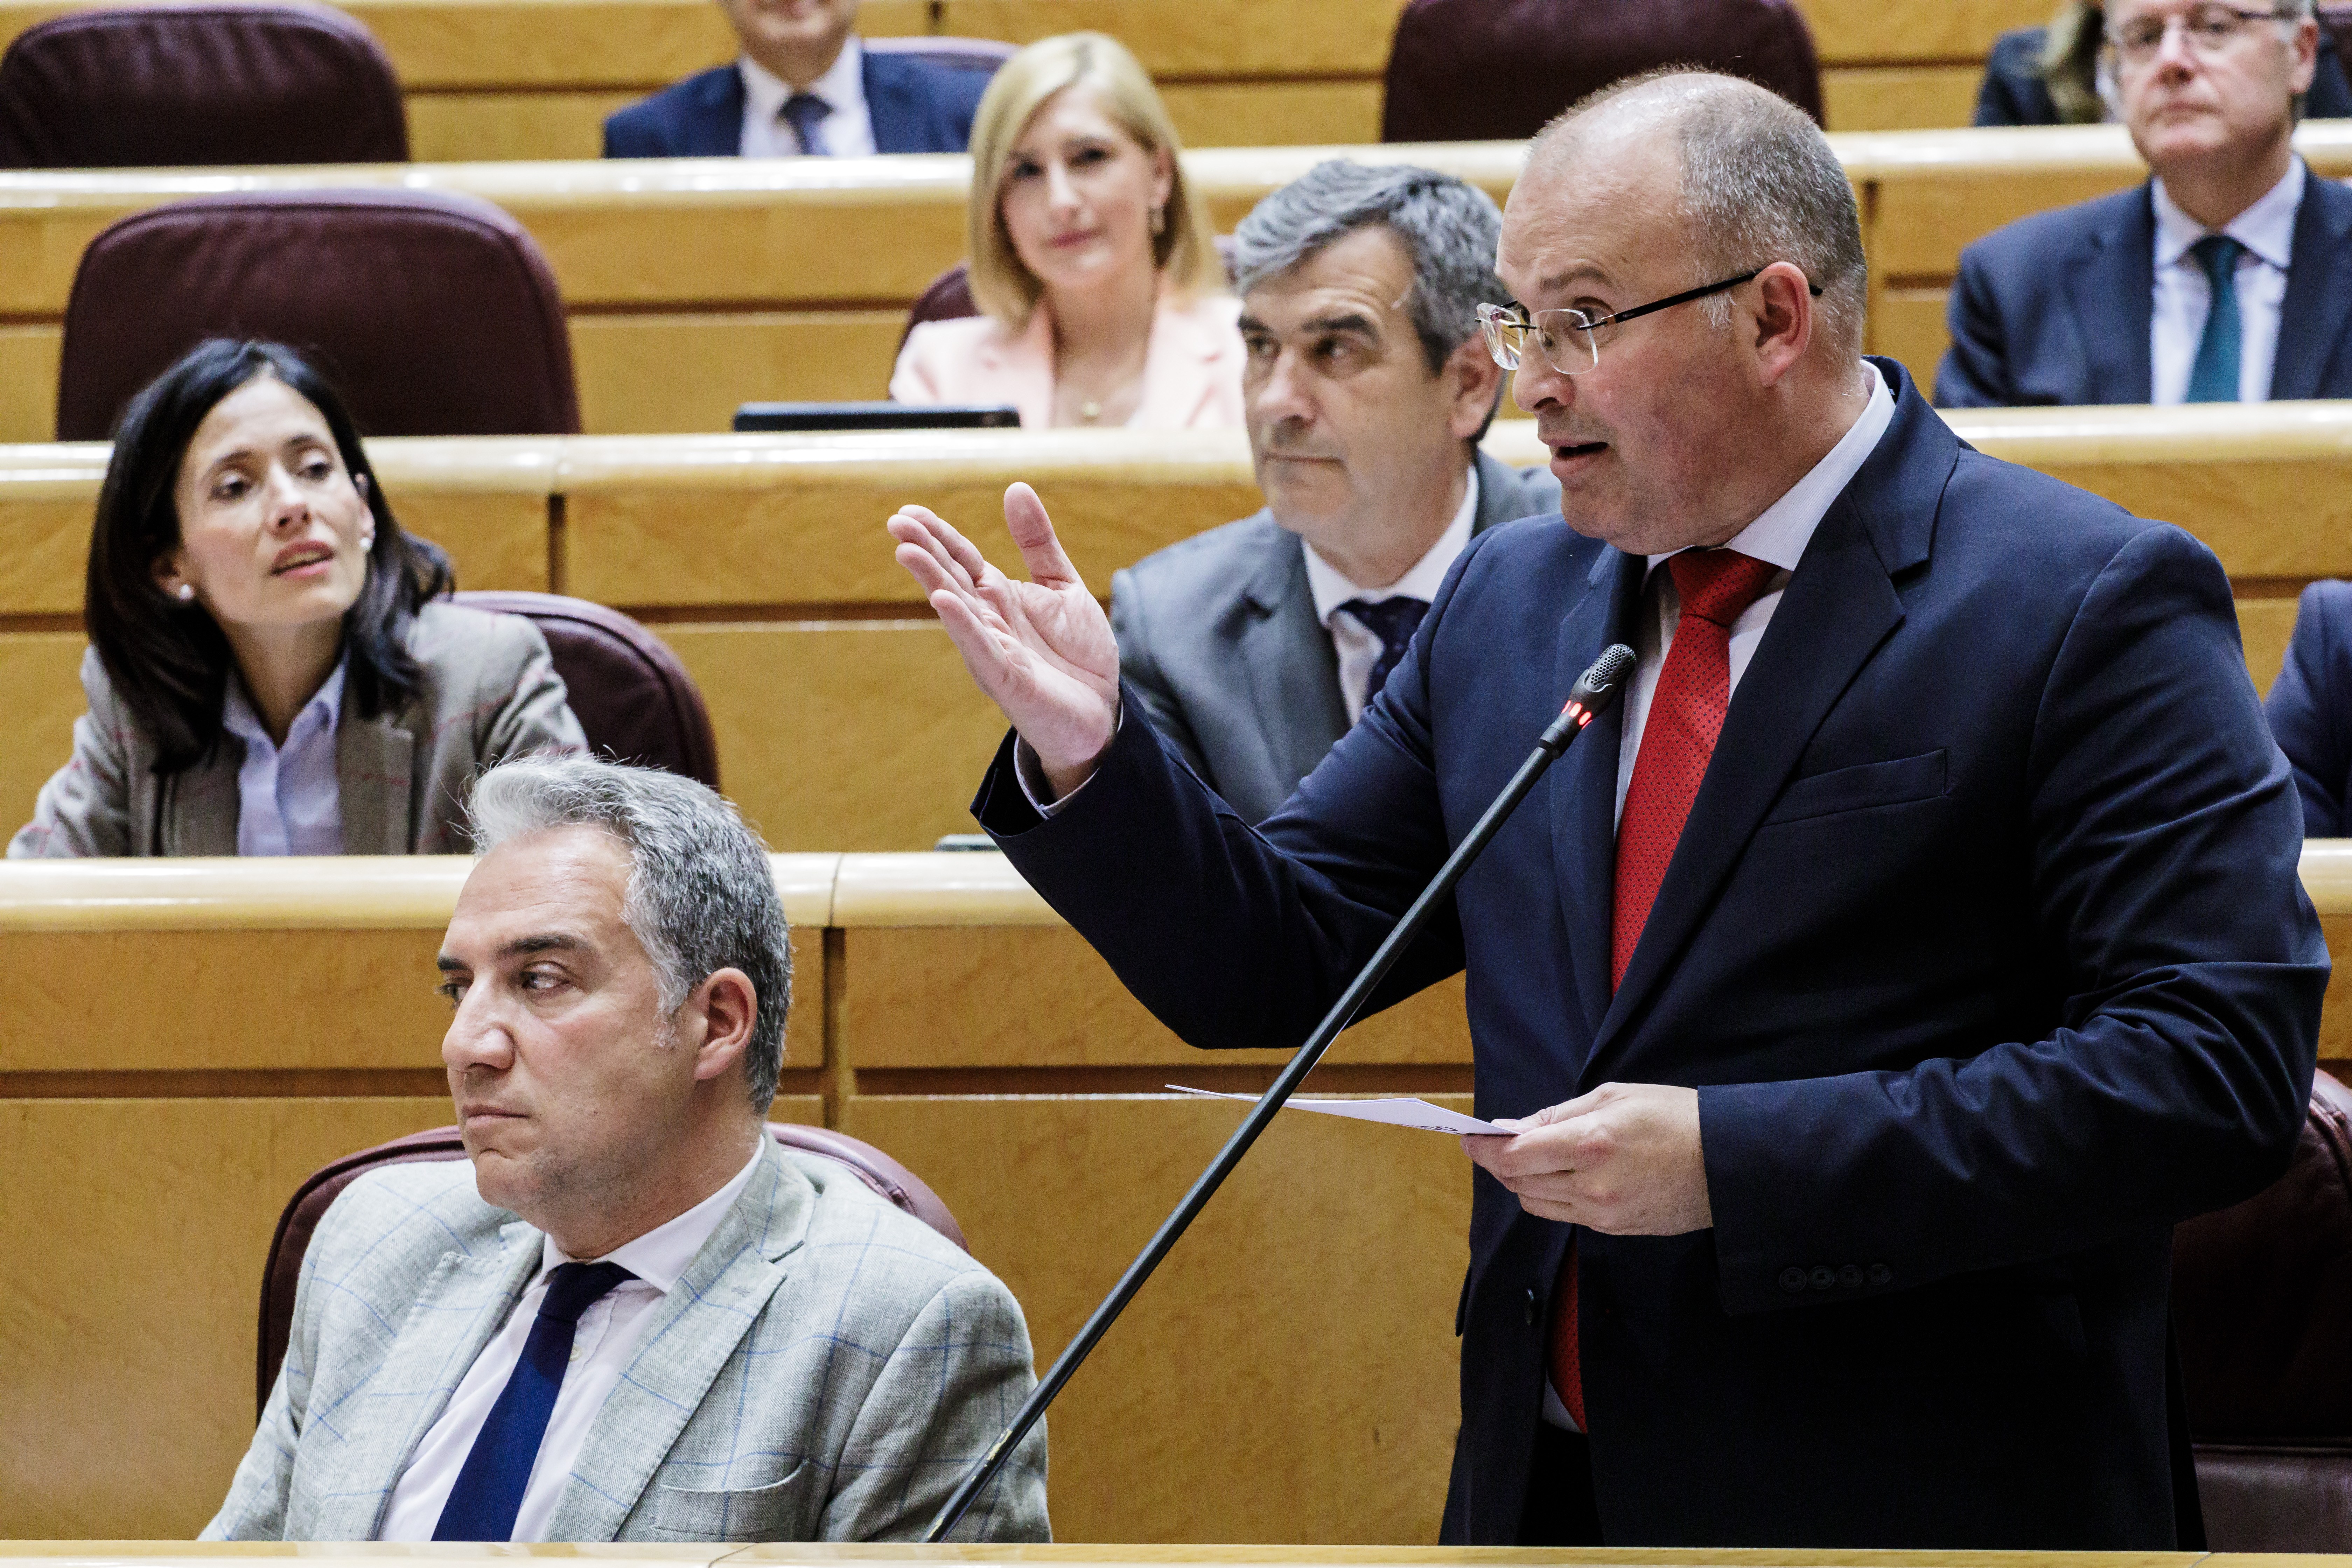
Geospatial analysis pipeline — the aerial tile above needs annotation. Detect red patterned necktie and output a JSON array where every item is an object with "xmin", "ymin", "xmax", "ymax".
[{"xmin": 1547, "ymin": 547, "xmax": 1779, "ymax": 1433}]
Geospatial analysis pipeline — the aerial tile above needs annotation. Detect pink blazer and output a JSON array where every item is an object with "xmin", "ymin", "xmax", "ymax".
[{"xmin": 889, "ymin": 290, "xmax": 1246, "ymax": 431}]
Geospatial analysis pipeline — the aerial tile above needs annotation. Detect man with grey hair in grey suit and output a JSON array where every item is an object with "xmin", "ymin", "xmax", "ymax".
[
  {"xmin": 205, "ymin": 755, "xmax": 1048, "ymax": 1544},
  {"xmin": 1111, "ymin": 160, "xmax": 1562, "ymax": 822}
]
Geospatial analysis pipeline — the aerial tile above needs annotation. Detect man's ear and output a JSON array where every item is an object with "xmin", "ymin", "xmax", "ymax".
[
  {"xmin": 685, "ymin": 968, "xmax": 759, "ymax": 1085},
  {"xmin": 1443, "ymin": 334, "xmax": 1504, "ymax": 442},
  {"xmin": 1747, "ymin": 261, "xmax": 1815, "ymax": 389}
]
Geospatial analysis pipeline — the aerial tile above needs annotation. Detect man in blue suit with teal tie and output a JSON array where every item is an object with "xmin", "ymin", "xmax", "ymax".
[
  {"xmin": 1940, "ymin": 0, "xmax": 2352, "ymax": 406},
  {"xmin": 890, "ymin": 68, "xmax": 2324, "ymax": 1548},
  {"xmin": 603, "ymin": 0, "xmax": 992, "ymax": 159}
]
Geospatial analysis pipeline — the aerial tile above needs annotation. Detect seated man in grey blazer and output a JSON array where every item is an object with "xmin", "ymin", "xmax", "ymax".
[
  {"xmin": 1940, "ymin": 0, "xmax": 2352, "ymax": 406},
  {"xmin": 1111, "ymin": 161, "xmax": 1561, "ymax": 822},
  {"xmin": 206, "ymin": 756, "xmax": 1048, "ymax": 1544}
]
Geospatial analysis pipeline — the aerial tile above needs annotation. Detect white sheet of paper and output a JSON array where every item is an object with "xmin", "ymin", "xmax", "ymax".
[{"xmin": 1164, "ymin": 1085, "xmax": 1513, "ymax": 1136}]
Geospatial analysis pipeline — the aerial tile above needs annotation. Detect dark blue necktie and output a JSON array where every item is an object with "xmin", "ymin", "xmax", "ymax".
[
  {"xmin": 779, "ymin": 92, "xmax": 832, "ymax": 156},
  {"xmin": 2185, "ymin": 234, "xmax": 2246, "ymax": 404},
  {"xmin": 433, "ymin": 1260, "xmax": 635, "ymax": 1541},
  {"xmin": 1337, "ymin": 596, "xmax": 1429, "ymax": 712}
]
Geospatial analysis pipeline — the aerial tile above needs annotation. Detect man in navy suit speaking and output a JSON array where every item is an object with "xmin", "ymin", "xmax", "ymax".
[
  {"xmin": 604, "ymin": 0, "xmax": 989, "ymax": 159},
  {"xmin": 889, "ymin": 71, "xmax": 2325, "ymax": 1548}
]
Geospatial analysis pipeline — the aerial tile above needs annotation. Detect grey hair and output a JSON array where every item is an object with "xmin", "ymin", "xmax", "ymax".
[
  {"xmin": 467, "ymin": 755, "xmax": 791, "ymax": 1113},
  {"xmin": 1536, "ymin": 71, "xmax": 1869, "ymax": 358},
  {"xmin": 1230, "ymin": 160, "xmax": 1505, "ymax": 374}
]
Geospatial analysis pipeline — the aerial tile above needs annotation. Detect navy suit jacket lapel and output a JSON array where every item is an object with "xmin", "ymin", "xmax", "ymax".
[
  {"xmin": 1584, "ymin": 362, "xmax": 1952, "ymax": 1077},
  {"xmin": 2272, "ymin": 168, "xmax": 2352, "ymax": 399},
  {"xmin": 683, "ymin": 66, "xmax": 745, "ymax": 157},
  {"xmin": 1549, "ymin": 546, "xmax": 1644, "ymax": 1043},
  {"xmin": 2066, "ymin": 184, "xmax": 2157, "ymax": 403}
]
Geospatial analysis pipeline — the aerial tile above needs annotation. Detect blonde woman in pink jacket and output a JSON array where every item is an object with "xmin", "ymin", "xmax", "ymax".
[{"xmin": 890, "ymin": 31, "xmax": 1243, "ymax": 431}]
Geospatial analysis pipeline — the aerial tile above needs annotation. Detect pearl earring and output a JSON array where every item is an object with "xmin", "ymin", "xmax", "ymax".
[
  {"xmin": 360, "ymin": 533, "xmax": 375, "ymax": 550},
  {"xmin": 174, "ymin": 583, "xmax": 195, "ymax": 602}
]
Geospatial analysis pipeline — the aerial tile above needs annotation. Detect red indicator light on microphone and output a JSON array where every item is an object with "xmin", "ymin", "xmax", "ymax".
[{"xmin": 1561, "ymin": 701, "xmax": 1592, "ymax": 727}]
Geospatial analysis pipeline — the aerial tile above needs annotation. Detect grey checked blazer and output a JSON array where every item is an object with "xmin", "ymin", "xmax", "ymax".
[
  {"xmin": 10, "ymin": 601, "xmax": 586, "ymax": 857},
  {"xmin": 1110, "ymin": 450, "xmax": 1562, "ymax": 822},
  {"xmin": 204, "ymin": 1143, "xmax": 1050, "ymax": 1543}
]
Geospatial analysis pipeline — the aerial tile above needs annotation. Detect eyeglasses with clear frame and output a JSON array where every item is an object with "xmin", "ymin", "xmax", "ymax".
[
  {"xmin": 1476, "ymin": 268, "xmax": 1824, "ymax": 377},
  {"xmin": 2104, "ymin": 3, "xmax": 2296, "ymax": 68}
]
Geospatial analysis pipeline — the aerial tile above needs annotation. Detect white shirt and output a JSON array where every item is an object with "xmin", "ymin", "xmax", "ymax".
[
  {"xmin": 1299, "ymin": 465, "xmax": 1480, "ymax": 723},
  {"xmin": 1613, "ymin": 361, "xmax": 1898, "ymax": 828},
  {"xmin": 2148, "ymin": 159, "xmax": 2302, "ymax": 406},
  {"xmin": 377, "ymin": 1145, "xmax": 766, "ymax": 1541},
  {"xmin": 738, "ymin": 37, "xmax": 875, "ymax": 158},
  {"xmin": 221, "ymin": 660, "xmax": 345, "ymax": 856}
]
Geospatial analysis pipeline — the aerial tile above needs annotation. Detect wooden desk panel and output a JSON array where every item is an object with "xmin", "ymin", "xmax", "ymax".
[{"xmin": 834, "ymin": 1093, "xmax": 1469, "ymax": 1544}]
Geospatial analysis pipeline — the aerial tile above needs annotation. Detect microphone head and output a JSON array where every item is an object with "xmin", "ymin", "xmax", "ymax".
[{"xmin": 1568, "ymin": 643, "xmax": 1637, "ymax": 715}]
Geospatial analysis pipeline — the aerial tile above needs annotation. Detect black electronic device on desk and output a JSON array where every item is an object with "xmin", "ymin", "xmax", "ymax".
[{"xmin": 732, "ymin": 402, "xmax": 1020, "ymax": 432}]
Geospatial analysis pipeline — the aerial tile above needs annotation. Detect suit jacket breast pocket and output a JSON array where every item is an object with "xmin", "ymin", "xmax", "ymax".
[
  {"xmin": 1761, "ymin": 749, "xmax": 1948, "ymax": 827},
  {"xmin": 650, "ymin": 1462, "xmax": 809, "ymax": 1541}
]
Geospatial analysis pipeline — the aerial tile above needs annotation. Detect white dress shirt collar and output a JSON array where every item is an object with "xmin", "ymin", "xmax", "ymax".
[
  {"xmin": 540, "ymin": 1138, "xmax": 767, "ymax": 1288},
  {"xmin": 221, "ymin": 658, "xmax": 346, "ymax": 858},
  {"xmin": 738, "ymin": 36, "xmax": 869, "ymax": 157},
  {"xmin": 1302, "ymin": 462, "xmax": 1481, "ymax": 626},
  {"xmin": 1643, "ymin": 363, "xmax": 1895, "ymax": 582},
  {"xmin": 2152, "ymin": 156, "xmax": 2304, "ymax": 274}
]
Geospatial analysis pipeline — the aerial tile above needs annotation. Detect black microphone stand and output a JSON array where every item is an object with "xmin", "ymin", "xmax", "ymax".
[{"xmin": 923, "ymin": 643, "xmax": 1639, "ymax": 1541}]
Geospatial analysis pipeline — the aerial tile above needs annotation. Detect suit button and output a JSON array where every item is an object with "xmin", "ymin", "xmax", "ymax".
[
  {"xmin": 1524, "ymin": 1287, "xmax": 1538, "ymax": 1326},
  {"xmin": 1838, "ymin": 1265, "xmax": 1864, "ymax": 1289},
  {"xmin": 1867, "ymin": 1263, "xmax": 1892, "ymax": 1286},
  {"xmin": 1809, "ymin": 1266, "xmax": 1836, "ymax": 1290},
  {"xmin": 1779, "ymin": 1267, "xmax": 1807, "ymax": 1294}
]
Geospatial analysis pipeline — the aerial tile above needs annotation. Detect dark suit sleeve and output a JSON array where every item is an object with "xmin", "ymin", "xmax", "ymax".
[
  {"xmin": 1108, "ymin": 567, "xmax": 1216, "ymax": 789},
  {"xmin": 1701, "ymin": 525, "xmax": 2323, "ymax": 1314},
  {"xmin": 1935, "ymin": 243, "xmax": 2013, "ymax": 407},
  {"xmin": 603, "ymin": 102, "xmax": 659, "ymax": 158},
  {"xmin": 2265, "ymin": 580, "xmax": 2350, "ymax": 836},
  {"xmin": 978, "ymin": 558, "xmax": 1477, "ymax": 1052}
]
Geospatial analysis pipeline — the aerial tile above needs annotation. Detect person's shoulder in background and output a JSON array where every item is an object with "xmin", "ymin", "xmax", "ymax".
[
  {"xmin": 2266, "ymin": 580, "xmax": 2352, "ymax": 837},
  {"xmin": 1975, "ymin": 27, "xmax": 2061, "ymax": 125},
  {"xmin": 604, "ymin": 63, "xmax": 743, "ymax": 158},
  {"xmin": 864, "ymin": 49, "xmax": 996, "ymax": 153},
  {"xmin": 1135, "ymin": 290, "xmax": 1246, "ymax": 430}
]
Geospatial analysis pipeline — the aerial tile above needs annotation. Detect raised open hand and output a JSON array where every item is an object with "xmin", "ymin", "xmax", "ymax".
[{"xmin": 889, "ymin": 482, "xmax": 1121, "ymax": 798}]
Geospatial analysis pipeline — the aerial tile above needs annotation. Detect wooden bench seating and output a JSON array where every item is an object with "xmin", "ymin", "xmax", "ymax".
[
  {"xmin": 0, "ymin": 0, "xmax": 2048, "ymax": 167},
  {"xmin": 0, "ymin": 400, "xmax": 2344, "ymax": 849},
  {"xmin": 4, "ymin": 123, "xmax": 2346, "ymax": 441},
  {"xmin": 2, "ymin": 842, "xmax": 2345, "ymax": 1538}
]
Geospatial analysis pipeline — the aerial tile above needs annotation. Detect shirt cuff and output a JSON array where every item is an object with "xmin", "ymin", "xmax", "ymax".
[{"xmin": 1011, "ymin": 708, "xmax": 1123, "ymax": 818}]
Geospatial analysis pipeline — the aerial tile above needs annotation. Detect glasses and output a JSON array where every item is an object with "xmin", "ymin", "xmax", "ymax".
[
  {"xmin": 1477, "ymin": 269, "xmax": 1823, "ymax": 377},
  {"xmin": 2105, "ymin": 4, "xmax": 2293, "ymax": 66}
]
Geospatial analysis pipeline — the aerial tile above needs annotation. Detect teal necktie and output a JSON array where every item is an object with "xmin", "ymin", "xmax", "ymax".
[{"xmin": 2185, "ymin": 234, "xmax": 2246, "ymax": 404}]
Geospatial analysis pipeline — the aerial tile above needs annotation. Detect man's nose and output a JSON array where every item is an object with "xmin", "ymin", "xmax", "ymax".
[
  {"xmin": 1250, "ymin": 346, "xmax": 1316, "ymax": 423},
  {"xmin": 2152, "ymin": 15, "xmax": 2200, "ymax": 71},
  {"xmin": 442, "ymin": 993, "xmax": 516, "ymax": 1075},
  {"xmin": 1513, "ymin": 355, "xmax": 1572, "ymax": 414}
]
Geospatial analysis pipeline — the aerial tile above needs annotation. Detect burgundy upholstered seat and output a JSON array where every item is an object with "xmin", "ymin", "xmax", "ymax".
[
  {"xmin": 2177, "ymin": 1069, "xmax": 2352, "ymax": 1549},
  {"xmin": 1380, "ymin": 0, "xmax": 1826, "ymax": 142},
  {"xmin": 57, "ymin": 188, "xmax": 578, "ymax": 440},
  {"xmin": 450, "ymin": 591, "xmax": 720, "ymax": 789},
  {"xmin": 0, "ymin": 4, "xmax": 406, "ymax": 168},
  {"xmin": 257, "ymin": 1122, "xmax": 967, "ymax": 1416}
]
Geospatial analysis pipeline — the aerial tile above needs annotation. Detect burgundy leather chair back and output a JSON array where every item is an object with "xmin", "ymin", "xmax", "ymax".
[
  {"xmin": 2176, "ymin": 1070, "xmax": 2352, "ymax": 1549},
  {"xmin": 863, "ymin": 34, "xmax": 1017, "ymax": 73},
  {"xmin": 451, "ymin": 591, "xmax": 720, "ymax": 789},
  {"xmin": 0, "ymin": 4, "xmax": 406, "ymax": 169},
  {"xmin": 57, "ymin": 188, "xmax": 578, "ymax": 440},
  {"xmin": 258, "ymin": 1122, "xmax": 967, "ymax": 1415},
  {"xmin": 1380, "ymin": 0, "xmax": 1826, "ymax": 141},
  {"xmin": 2326, "ymin": 6, "xmax": 2352, "ymax": 74}
]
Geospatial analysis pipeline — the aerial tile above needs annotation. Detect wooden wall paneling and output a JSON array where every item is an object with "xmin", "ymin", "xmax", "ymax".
[
  {"xmin": 659, "ymin": 620, "xmax": 1013, "ymax": 853},
  {"xmin": 567, "ymin": 312, "xmax": 909, "ymax": 435},
  {"xmin": 932, "ymin": 0, "xmax": 1412, "ymax": 76},
  {"xmin": 1820, "ymin": 66, "xmax": 1986, "ymax": 133},
  {"xmin": 0, "ymin": 630, "xmax": 122, "ymax": 853},
  {"xmin": 1159, "ymin": 82, "xmax": 1386, "ymax": 149},
  {"xmin": 0, "ymin": 324, "xmax": 60, "ymax": 445},
  {"xmin": 559, "ymin": 428, "xmax": 1263, "ymax": 607},
  {"xmin": 2239, "ymin": 596, "xmax": 2299, "ymax": 699},
  {"xmin": 0, "ymin": 1095, "xmax": 457, "ymax": 1538},
  {"xmin": 1867, "ymin": 284, "xmax": 1954, "ymax": 391},
  {"xmin": 1791, "ymin": 0, "xmax": 2058, "ymax": 64},
  {"xmin": 833, "ymin": 1093, "xmax": 1470, "ymax": 1544},
  {"xmin": 404, "ymin": 91, "xmax": 644, "ymax": 164},
  {"xmin": 836, "ymin": 925, "xmax": 1471, "ymax": 1069}
]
